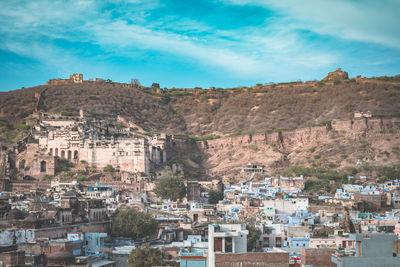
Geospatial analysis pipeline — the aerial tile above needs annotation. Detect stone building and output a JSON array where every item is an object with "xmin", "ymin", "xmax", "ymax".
[{"xmin": 18, "ymin": 111, "xmax": 168, "ymax": 177}]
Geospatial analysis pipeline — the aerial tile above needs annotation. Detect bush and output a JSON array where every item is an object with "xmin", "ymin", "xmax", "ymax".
[
  {"xmin": 18, "ymin": 159, "xmax": 25, "ymax": 170},
  {"xmin": 76, "ymin": 175, "xmax": 87, "ymax": 182},
  {"xmin": 103, "ymin": 164, "xmax": 114, "ymax": 172},
  {"xmin": 57, "ymin": 158, "xmax": 73, "ymax": 172},
  {"xmin": 248, "ymin": 145, "xmax": 259, "ymax": 151},
  {"xmin": 43, "ymin": 174, "xmax": 52, "ymax": 180},
  {"xmin": 304, "ymin": 180, "xmax": 330, "ymax": 192},
  {"xmin": 88, "ymin": 95, "xmax": 99, "ymax": 100},
  {"xmin": 344, "ymin": 104, "xmax": 355, "ymax": 112},
  {"xmin": 188, "ymin": 134, "xmax": 220, "ymax": 141},
  {"xmin": 376, "ymin": 165, "xmax": 400, "ymax": 180}
]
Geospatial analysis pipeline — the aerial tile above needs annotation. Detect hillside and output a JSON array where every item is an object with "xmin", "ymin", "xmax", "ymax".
[
  {"xmin": 1, "ymin": 74, "xmax": 400, "ymax": 140},
  {"xmin": 1, "ymin": 71, "xmax": 400, "ymax": 183},
  {"xmin": 199, "ymin": 118, "xmax": 400, "ymax": 183}
]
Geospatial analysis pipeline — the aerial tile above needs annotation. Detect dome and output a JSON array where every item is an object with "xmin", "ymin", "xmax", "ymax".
[{"xmin": 48, "ymin": 249, "xmax": 74, "ymax": 264}]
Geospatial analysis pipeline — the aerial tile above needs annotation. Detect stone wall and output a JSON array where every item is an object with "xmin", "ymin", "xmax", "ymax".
[
  {"xmin": 0, "ymin": 249, "xmax": 25, "ymax": 266},
  {"xmin": 301, "ymin": 248, "xmax": 336, "ymax": 267},
  {"xmin": 10, "ymin": 181, "xmax": 51, "ymax": 192},
  {"xmin": 215, "ymin": 252, "xmax": 289, "ymax": 267}
]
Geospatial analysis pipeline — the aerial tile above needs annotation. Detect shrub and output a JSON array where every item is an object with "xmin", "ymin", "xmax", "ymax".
[
  {"xmin": 344, "ymin": 104, "xmax": 355, "ymax": 112},
  {"xmin": 103, "ymin": 164, "xmax": 114, "ymax": 172},
  {"xmin": 248, "ymin": 145, "xmax": 259, "ymax": 151},
  {"xmin": 18, "ymin": 159, "xmax": 25, "ymax": 170},
  {"xmin": 88, "ymin": 95, "xmax": 99, "ymax": 100},
  {"xmin": 43, "ymin": 174, "xmax": 52, "ymax": 180},
  {"xmin": 76, "ymin": 175, "xmax": 87, "ymax": 182},
  {"xmin": 57, "ymin": 158, "xmax": 73, "ymax": 172},
  {"xmin": 333, "ymin": 79, "xmax": 341, "ymax": 85}
]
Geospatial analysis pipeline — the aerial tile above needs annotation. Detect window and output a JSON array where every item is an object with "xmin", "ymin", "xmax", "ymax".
[{"xmin": 40, "ymin": 161, "xmax": 47, "ymax": 172}]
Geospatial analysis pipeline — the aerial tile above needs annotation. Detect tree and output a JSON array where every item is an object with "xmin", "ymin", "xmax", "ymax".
[
  {"xmin": 112, "ymin": 207, "xmax": 158, "ymax": 240},
  {"xmin": 208, "ymin": 190, "xmax": 224, "ymax": 204},
  {"xmin": 246, "ymin": 221, "xmax": 261, "ymax": 252},
  {"xmin": 154, "ymin": 176, "xmax": 186, "ymax": 201},
  {"xmin": 103, "ymin": 164, "xmax": 114, "ymax": 172},
  {"xmin": 151, "ymin": 82, "xmax": 160, "ymax": 88},
  {"xmin": 128, "ymin": 245, "xmax": 163, "ymax": 267}
]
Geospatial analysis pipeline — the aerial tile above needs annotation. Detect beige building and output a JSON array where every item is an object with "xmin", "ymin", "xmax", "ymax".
[{"xmin": 22, "ymin": 112, "xmax": 168, "ymax": 177}]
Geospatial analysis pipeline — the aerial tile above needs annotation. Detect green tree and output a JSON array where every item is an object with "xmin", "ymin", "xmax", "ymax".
[
  {"xmin": 208, "ymin": 190, "xmax": 224, "ymax": 204},
  {"xmin": 154, "ymin": 177, "xmax": 186, "ymax": 201},
  {"xmin": 128, "ymin": 245, "xmax": 163, "ymax": 267},
  {"xmin": 246, "ymin": 221, "xmax": 261, "ymax": 252},
  {"xmin": 112, "ymin": 207, "xmax": 158, "ymax": 240},
  {"xmin": 57, "ymin": 158, "xmax": 73, "ymax": 172},
  {"xmin": 103, "ymin": 164, "xmax": 114, "ymax": 172}
]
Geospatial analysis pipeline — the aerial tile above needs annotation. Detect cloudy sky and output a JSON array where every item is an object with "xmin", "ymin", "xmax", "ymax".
[{"xmin": 1, "ymin": 0, "xmax": 399, "ymax": 91}]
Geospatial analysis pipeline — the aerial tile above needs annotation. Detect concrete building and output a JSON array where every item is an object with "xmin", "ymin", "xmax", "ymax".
[
  {"xmin": 331, "ymin": 234, "xmax": 400, "ymax": 267},
  {"xmin": 208, "ymin": 224, "xmax": 248, "ymax": 267},
  {"xmin": 179, "ymin": 248, "xmax": 207, "ymax": 267}
]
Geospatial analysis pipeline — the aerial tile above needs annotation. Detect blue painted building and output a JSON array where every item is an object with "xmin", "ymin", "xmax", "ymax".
[
  {"xmin": 179, "ymin": 248, "xmax": 207, "ymax": 267},
  {"xmin": 85, "ymin": 233, "xmax": 107, "ymax": 255},
  {"xmin": 288, "ymin": 237, "xmax": 309, "ymax": 248}
]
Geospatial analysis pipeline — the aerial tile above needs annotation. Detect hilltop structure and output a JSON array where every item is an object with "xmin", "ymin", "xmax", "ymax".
[
  {"xmin": 322, "ymin": 68, "xmax": 349, "ymax": 81},
  {"xmin": 16, "ymin": 111, "xmax": 168, "ymax": 178}
]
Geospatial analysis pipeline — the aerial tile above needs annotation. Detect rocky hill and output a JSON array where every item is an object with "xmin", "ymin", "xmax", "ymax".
[
  {"xmin": 200, "ymin": 117, "xmax": 400, "ymax": 180},
  {"xmin": 1, "ymin": 71, "xmax": 400, "ymax": 137},
  {"xmin": 1, "ymin": 70, "xmax": 400, "ymax": 183}
]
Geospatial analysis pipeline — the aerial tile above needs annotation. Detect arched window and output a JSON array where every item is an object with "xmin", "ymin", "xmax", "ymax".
[
  {"xmin": 74, "ymin": 150, "xmax": 78, "ymax": 160},
  {"xmin": 55, "ymin": 148, "xmax": 58, "ymax": 156},
  {"xmin": 68, "ymin": 150, "xmax": 72, "ymax": 160},
  {"xmin": 61, "ymin": 150, "xmax": 65, "ymax": 158},
  {"xmin": 49, "ymin": 148, "xmax": 53, "ymax": 155}
]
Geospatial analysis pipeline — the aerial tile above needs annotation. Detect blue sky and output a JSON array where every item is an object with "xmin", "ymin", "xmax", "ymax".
[{"xmin": 0, "ymin": 0, "xmax": 400, "ymax": 91}]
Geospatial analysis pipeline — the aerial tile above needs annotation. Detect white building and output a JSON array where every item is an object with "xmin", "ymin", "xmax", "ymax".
[{"xmin": 208, "ymin": 224, "xmax": 248, "ymax": 267}]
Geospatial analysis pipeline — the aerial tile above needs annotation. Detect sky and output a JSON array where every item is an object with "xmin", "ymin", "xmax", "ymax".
[{"xmin": 0, "ymin": 0, "xmax": 400, "ymax": 91}]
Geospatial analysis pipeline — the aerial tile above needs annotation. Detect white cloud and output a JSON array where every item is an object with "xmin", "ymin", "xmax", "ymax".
[
  {"xmin": 0, "ymin": 0, "xmax": 339, "ymax": 81},
  {"xmin": 222, "ymin": 0, "xmax": 400, "ymax": 49}
]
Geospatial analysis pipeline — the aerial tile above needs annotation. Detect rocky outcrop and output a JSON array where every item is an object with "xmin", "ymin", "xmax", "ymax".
[
  {"xmin": 199, "ymin": 117, "xmax": 400, "ymax": 177},
  {"xmin": 322, "ymin": 68, "xmax": 349, "ymax": 81}
]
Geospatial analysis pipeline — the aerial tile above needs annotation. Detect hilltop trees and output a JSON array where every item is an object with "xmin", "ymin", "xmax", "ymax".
[{"xmin": 112, "ymin": 207, "xmax": 158, "ymax": 240}]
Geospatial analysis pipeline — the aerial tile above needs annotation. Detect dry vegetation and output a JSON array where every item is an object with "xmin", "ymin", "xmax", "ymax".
[{"xmin": 0, "ymin": 78, "xmax": 399, "ymax": 139}]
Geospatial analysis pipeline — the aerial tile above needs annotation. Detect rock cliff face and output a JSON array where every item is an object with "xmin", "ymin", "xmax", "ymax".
[{"xmin": 199, "ymin": 117, "xmax": 400, "ymax": 178}]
